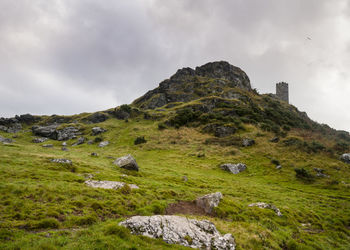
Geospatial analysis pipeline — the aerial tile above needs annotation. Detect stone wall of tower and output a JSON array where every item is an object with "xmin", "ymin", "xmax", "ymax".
[{"xmin": 276, "ymin": 82, "xmax": 289, "ymax": 103}]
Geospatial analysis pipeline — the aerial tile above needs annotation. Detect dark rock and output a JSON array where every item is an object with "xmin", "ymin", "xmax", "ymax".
[
  {"xmin": 72, "ymin": 137, "xmax": 85, "ymax": 146},
  {"xmin": 134, "ymin": 136, "xmax": 147, "ymax": 145},
  {"xmin": 57, "ymin": 127, "xmax": 80, "ymax": 141},
  {"xmin": 50, "ymin": 159, "xmax": 72, "ymax": 164},
  {"xmin": 85, "ymin": 112, "xmax": 108, "ymax": 123},
  {"xmin": 0, "ymin": 136, "xmax": 13, "ymax": 144},
  {"xmin": 195, "ymin": 192, "xmax": 223, "ymax": 214},
  {"xmin": 62, "ymin": 147, "xmax": 68, "ymax": 151},
  {"xmin": 314, "ymin": 168, "xmax": 329, "ymax": 178},
  {"xmin": 91, "ymin": 127, "xmax": 106, "ymax": 136},
  {"xmin": 91, "ymin": 152, "xmax": 98, "ymax": 157},
  {"xmin": 270, "ymin": 137, "xmax": 280, "ymax": 143},
  {"xmin": 114, "ymin": 154, "xmax": 139, "ymax": 171},
  {"xmin": 220, "ymin": 163, "xmax": 247, "ymax": 174},
  {"xmin": 32, "ymin": 137, "xmax": 48, "ymax": 143},
  {"xmin": 340, "ymin": 153, "xmax": 350, "ymax": 164},
  {"xmin": 15, "ymin": 114, "xmax": 40, "ymax": 124},
  {"xmin": 242, "ymin": 138, "xmax": 255, "ymax": 147},
  {"xmin": 32, "ymin": 125, "xmax": 58, "ymax": 139},
  {"xmin": 203, "ymin": 124, "xmax": 236, "ymax": 137},
  {"xmin": 6, "ymin": 123, "xmax": 22, "ymax": 133}
]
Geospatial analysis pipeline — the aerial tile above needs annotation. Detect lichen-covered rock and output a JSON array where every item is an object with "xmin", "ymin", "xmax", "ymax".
[
  {"xmin": 114, "ymin": 155, "xmax": 139, "ymax": 171},
  {"xmin": 85, "ymin": 180, "xmax": 139, "ymax": 190},
  {"xmin": 196, "ymin": 192, "xmax": 223, "ymax": 214},
  {"xmin": 248, "ymin": 202, "xmax": 282, "ymax": 216},
  {"xmin": 340, "ymin": 153, "xmax": 350, "ymax": 164},
  {"xmin": 50, "ymin": 159, "xmax": 72, "ymax": 164},
  {"xmin": 119, "ymin": 215, "xmax": 235, "ymax": 250},
  {"xmin": 220, "ymin": 163, "xmax": 247, "ymax": 174}
]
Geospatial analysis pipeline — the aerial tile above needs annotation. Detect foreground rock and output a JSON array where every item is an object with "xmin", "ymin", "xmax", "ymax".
[
  {"xmin": 119, "ymin": 215, "xmax": 235, "ymax": 250},
  {"xmin": 220, "ymin": 163, "xmax": 247, "ymax": 174},
  {"xmin": 340, "ymin": 153, "xmax": 350, "ymax": 164},
  {"xmin": 85, "ymin": 180, "xmax": 139, "ymax": 190},
  {"xmin": 114, "ymin": 155, "xmax": 139, "ymax": 171},
  {"xmin": 248, "ymin": 202, "xmax": 282, "ymax": 216},
  {"xmin": 50, "ymin": 159, "xmax": 72, "ymax": 164},
  {"xmin": 196, "ymin": 192, "xmax": 223, "ymax": 214}
]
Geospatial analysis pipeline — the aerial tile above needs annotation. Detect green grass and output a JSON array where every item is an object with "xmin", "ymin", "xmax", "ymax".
[{"xmin": 0, "ymin": 117, "xmax": 349, "ymax": 249}]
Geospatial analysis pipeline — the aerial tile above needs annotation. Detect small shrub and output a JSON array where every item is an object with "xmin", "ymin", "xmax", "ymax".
[
  {"xmin": 184, "ymin": 235, "xmax": 193, "ymax": 245},
  {"xmin": 120, "ymin": 184, "xmax": 132, "ymax": 195},
  {"xmin": 120, "ymin": 104, "xmax": 132, "ymax": 113},
  {"xmin": 295, "ymin": 168, "xmax": 314, "ymax": 180},
  {"xmin": 134, "ymin": 136, "xmax": 147, "ymax": 145},
  {"xmin": 94, "ymin": 137, "xmax": 103, "ymax": 143},
  {"xmin": 34, "ymin": 218, "xmax": 60, "ymax": 229},
  {"xmin": 74, "ymin": 215, "xmax": 97, "ymax": 226}
]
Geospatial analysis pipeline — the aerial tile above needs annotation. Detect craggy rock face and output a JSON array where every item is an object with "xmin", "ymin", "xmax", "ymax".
[
  {"xmin": 133, "ymin": 61, "xmax": 251, "ymax": 110},
  {"xmin": 32, "ymin": 125, "xmax": 80, "ymax": 141},
  {"xmin": 119, "ymin": 215, "xmax": 235, "ymax": 250}
]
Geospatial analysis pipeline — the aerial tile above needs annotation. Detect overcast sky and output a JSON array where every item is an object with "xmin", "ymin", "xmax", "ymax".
[{"xmin": 0, "ymin": 0, "xmax": 349, "ymax": 131}]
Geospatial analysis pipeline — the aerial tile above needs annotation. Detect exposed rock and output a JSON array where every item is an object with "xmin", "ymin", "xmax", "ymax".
[
  {"xmin": 50, "ymin": 159, "xmax": 72, "ymax": 164},
  {"xmin": 340, "ymin": 153, "xmax": 350, "ymax": 164},
  {"xmin": 15, "ymin": 114, "xmax": 40, "ymax": 124},
  {"xmin": 62, "ymin": 147, "xmax": 68, "ymax": 151},
  {"xmin": 133, "ymin": 61, "xmax": 251, "ymax": 110},
  {"xmin": 119, "ymin": 215, "xmax": 235, "ymax": 250},
  {"xmin": 0, "ymin": 136, "xmax": 13, "ymax": 144},
  {"xmin": 114, "ymin": 154, "xmax": 139, "ymax": 171},
  {"xmin": 85, "ymin": 180, "xmax": 139, "ymax": 190},
  {"xmin": 196, "ymin": 192, "xmax": 223, "ymax": 214},
  {"xmin": 91, "ymin": 152, "xmax": 98, "ymax": 157},
  {"xmin": 314, "ymin": 168, "xmax": 329, "ymax": 178},
  {"xmin": 99, "ymin": 141, "xmax": 109, "ymax": 147},
  {"xmin": 6, "ymin": 123, "xmax": 22, "ymax": 133},
  {"xmin": 242, "ymin": 138, "xmax": 255, "ymax": 147},
  {"xmin": 92, "ymin": 127, "xmax": 106, "ymax": 136},
  {"xmin": 62, "ymin": 142, "xmax": 67, "ymax": 146},
  {"xmin": 57, "ymin": 127, "xmax": 80, "ymax": 141},
  {"xmin": 270, "ymin": 137, "xmax": 279, "ymax": 143},
  {"xmin": 32, "ymin": 137, "xmax": 48, "ymax": 143},
  {"xmin": 72, "ymin": 137, "xmax": 85, "ymax": 146},
  {"xmin": 114, "ymin": 108, "xmax": 130, "ymax": 120},
  {"xmin": 220, "ymin": 163, "xmax": 247, "ymax": 174},
  {"xmin": 276, "ymin": 165, "xmax": 282, "ymax": 170},
  {"xmin": 203, "ymin": 124, "xmax": 236, "ymax": 138},
  {"xmin": 85, "ymin": 112, "xmax": 108, "ymax": 123},
  {"xmin": 0, "ymin": 125, "xmax": 7, "ymax": 132},
  {"xmin": 42, "ymin": 144, "xmax": 54, "ymax": 148},
  {"xmin": 182, "ymin": 176, "xmax": 188, "ymax": 182},
  {"xmin": 248, "ymin": 202, "xmax": 282, "ymax": 216},
  {"xmin": 32, "ymin": 125, "xmax": 80, "ymax": 141}
]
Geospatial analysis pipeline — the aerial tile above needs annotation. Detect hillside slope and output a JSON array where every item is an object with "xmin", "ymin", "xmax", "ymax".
[{"xmin": 0, "ymin": 61, "xmax": 349, "ymax": 249}]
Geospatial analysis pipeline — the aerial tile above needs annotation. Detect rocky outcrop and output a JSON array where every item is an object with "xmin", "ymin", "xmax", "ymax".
[
  {"xmin": 196, "ymin": 192, "xmax": 223, "ymax": 214},
  {"xmin": 220, "ymin": 163, "xmax": 247, "ymax": 174},
  {"xmin": 92, "ymin": 127, "xmax": 106, "ymax": 136},
  {"xmin": 119, "ymin": 215, "xmax": 235, "ymax": 250},
  {"xmin": 85, "ymin": 180, "xmax": 139, "ymax": 190},
  {"xmin": 85, "ymin": 112, "xmax": 108, "ymax": 123},
  {"xmin": 133, "ymin": 61, "xmax": 251, "ymax": 109},
  {"xmin": 248, "ymin": 202, "xmax": 282, "ymax": 216},
  {"xmin": 50, "ymin": 159, "xmax": 72, "ymax": 164},
  {"xmin": 32, "ymin": 125, "xmax": 80, "ymax": 141},
  {"xmin": 340, "ymin": 153, "xmax": 350, "ymax": 164},
  {"xmin": 114, "ymin": 155, "xmax": 139, "ymax": 171}
]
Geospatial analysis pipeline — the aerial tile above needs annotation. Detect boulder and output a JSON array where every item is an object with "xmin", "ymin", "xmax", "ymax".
[
  {"xmin": 32, "ymin": 137, "xmax": 48, "ymax": 143},
  {"xmin": 314, "ymin": 168, "xmax": 329, "ymax": 178},
  {"xmin": 50, "ymin": 159, "xmax": 72, "ymax": 164},
  {"xmin": 15, "ymin": 114, "xmax": 40, "ymax": 124},
  {"xmin": 85, "ymin": 112, "xmax": 108, "ymax": 123},
  {"xmin": 57, "ymin": 126, "xmax": 80, "ymax": 141},
  {"xmin": 92, "ymin": 127, "xmax": 106, "ymax": 136},
  {"xmin": 0, "ymin": 136, "xmax": 13, "ymax": 144},
  {"xmin": 276, "ymin": 165, "xmax": 282, "ymax": 170},
  {"xmin": 119, "ymin": 215, "xmax": 235, "ymax": 249},
  {"xmin": 0, "ymin": 125, "xmax": 7, "ymax": 132},
  {"xmin": 6, "ymin": 123, "xmax": 22, "ymax": 133},
  {"xmin": 85, "ymin": 180, "xmax": 139, "ymax": 190},
  {"xmin": 248, "ymin": 202, "xmax": 282, "ymax": 216},
  {"xmin": 114, "ymin": 155, "xmax": 139, "ymax": 171},
  {"xmin": 220, "ymin": 163, "xmax": 246, "ymax": 174},
  {"xmin": 72, "ymin": 137, "xmax": 85, "ymax": 146},
  {"xmin": 340, "ymin": 153, "xmax": 350, "ymax": 164},
  {"xmin": 196, "ymin": 192, "xmax": 223, "ymax": 214},
  {"xmin": 242, "ymin": 138, "xmax": 255, "ymax": 147},
  {"xmin": 99, "ymin": 141, "xmax": 109, "ymax": 147},
  {"xmin": 32, "ymin": 125, "xmax": 80, "ymax": 141}
]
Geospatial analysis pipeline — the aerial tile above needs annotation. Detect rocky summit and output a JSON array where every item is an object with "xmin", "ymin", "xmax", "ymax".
[
  {"xmin": 133, "ymin": 61, "xmax": 251, "ymax": 109},
  {"xmin": 0, "ymin": 61, "xmax": 349, "ymax": 250}
]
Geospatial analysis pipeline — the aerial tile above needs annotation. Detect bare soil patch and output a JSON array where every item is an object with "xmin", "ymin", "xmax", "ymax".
[{"xmin": 165, "ymin": 200, "xmax": 207, "ymax": 216}]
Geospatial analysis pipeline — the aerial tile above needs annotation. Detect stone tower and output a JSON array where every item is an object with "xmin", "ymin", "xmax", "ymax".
[{"xmin": 276, "ymin": 82, "xmax": 289, "ymax": 103}]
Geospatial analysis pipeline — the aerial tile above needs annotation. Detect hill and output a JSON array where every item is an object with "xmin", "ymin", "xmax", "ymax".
[{"xmin": 0, "ymin": 61, "xmax": 349, "ymax": 249}]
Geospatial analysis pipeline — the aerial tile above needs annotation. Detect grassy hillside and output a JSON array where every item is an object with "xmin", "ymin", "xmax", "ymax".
[{"xmin": 0, "ymin": 111, "xmax": 349, "ymax": 249}]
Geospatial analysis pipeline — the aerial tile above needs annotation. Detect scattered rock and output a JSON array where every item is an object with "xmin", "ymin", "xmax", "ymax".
[
  {"xmin": 62, "ymin": 147, "xmax": 68, "ymax": 151},
  {"xmin": 91, "ymin": 127, "xmax": 106, "ymax": 136},
  {"xmin": 196, "ymin": 192, "xmax": 223, "ymax": 214},
  {"xmin": 50, "ymin": 159, "xmax": 72, "ymax": 164},
  {"xmin": 270, "ymin": 137, "xmax": 279, "ymax": 143},
  {"xmin": 276, "ymin": 165, "xmax": 282, "ymax": 170},
  {"xmin": 6, "ymin": 123, "xmax": 22, "ymax": 133},
  {"xmin": 99, "ymin": 141, "xmax": 109, "ymax": 147},
  {"xmin": 248, "ymin": 202, "xmax": 282, "ymax": 216},
  {"xmin": 72, "ymin": 137, "xmax": 85, "ymax": 146},
  {"xmin": 32, "ymin": 125, "xmax": 80, "ymax": 141},
  {"xmin": 119, "ymin": 215, "xmax": 235, "ymax": 250},
  {"xmin": 220, "ymin": 163, "xmax": 247, "ymax": 174},
  {"xmin": 62, "ymin": 142, "xmax": 67, "ymax": 146},
  {"xmin": 85, "ymin": 112, "xmax": 108, "ymax": 123},
  {"xmin": 91, "ymin": 152, "xmax": 98, "ymax": 157},
  {"xmin": 314, "ymin": 168, "xmax": 329, "ymax": 178},
  {"xmin": 87, "ymin": 140, "xmax": 94, "ymax": 145},
  {"xmin": 0, "ymin": 136, "xmax": 13, "ymax": 144},
  {"xmin": 340, "ymin": 153, "xmax": 350, "ymax": 164},
  {"xmin": 85, "ymin": 180, "xmax": 139, "ymax": 190},
  {"xmin": 32, "ymin": 137, "xmax": 48, "ymax": 143},
  {"xmin": 0, "ymin": 125, "xmax": 7, "ymax": 132},
  {"xmin": 242, "ymin": 138, "xmax": 255, "ymax": 147},
  {"xmin": 114, "ymin": 155, "xmax": 139, "ymax": 171},
  {"xmin": 42, "ymin": 144, "xmax": 54, "ymax": 148},
  {"xmin": 182, "ymin": 176, "xmax": 188, "ymax": 182}
]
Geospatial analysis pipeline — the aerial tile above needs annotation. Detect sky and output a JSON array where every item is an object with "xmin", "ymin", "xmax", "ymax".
[{"xmin": 0, "ymin": 0, "xmax": 349, "ymax": 131}]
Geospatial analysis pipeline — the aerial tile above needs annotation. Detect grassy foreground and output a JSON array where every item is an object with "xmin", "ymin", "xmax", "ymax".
[{"xmin": 0, "ymin": 117, "xmax": 349, "ymax": 249}]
